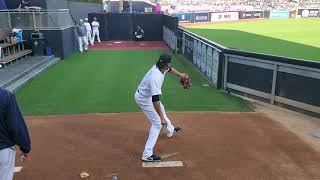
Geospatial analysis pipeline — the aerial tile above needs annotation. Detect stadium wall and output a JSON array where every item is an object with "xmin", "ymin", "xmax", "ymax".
[
  {"xmin": 174, "ymin": 9, "xmax": 320, "ymax": 23},
  {"xmin": 163, "ymin": 28, "xmax": 320, "ymax": 116},
  {"xmin": 23, "ymin": 27, "xmax": 78, "ymax": 59},
  {"xmin": 88, "ymin": 12, "xmax": 166, "ymax": 41}
]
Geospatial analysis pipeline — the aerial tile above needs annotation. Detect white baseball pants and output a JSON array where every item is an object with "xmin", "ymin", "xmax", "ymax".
[
  {"xmin": 78, "ymin": 36, "xmax": 88, "ymax": 52},
  {"xmin": 0, "ymin": 147, "xmax": 16, "ymax": 180},
  {"xmin": 87, "ymin": 32, "xmax": 93, "ymax": 46},
  {"xmin": 92, "ymin": 29, "xmax": 101, "ymax": 44},
  {"xmin": 135, "ymin": 91, "xmax": 174, "ymax": 159}
]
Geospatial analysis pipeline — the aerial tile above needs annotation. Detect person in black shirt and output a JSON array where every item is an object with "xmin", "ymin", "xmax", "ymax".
[
  {"xmin": 19, "ymin": 0, "xmax": 31, "ymax": 9},
  {"xmin": 135, "ymin": 25, "xmax": 144, "ymax": 41}
]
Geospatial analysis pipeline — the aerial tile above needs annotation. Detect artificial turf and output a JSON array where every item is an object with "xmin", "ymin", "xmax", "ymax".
[
  {"xmin": 16, "ymin": 50, "xmax": 252, "ymax": 115},
  {"xmin": 187, "ymin": 19, "xmax": 320, "ymax": 61}
]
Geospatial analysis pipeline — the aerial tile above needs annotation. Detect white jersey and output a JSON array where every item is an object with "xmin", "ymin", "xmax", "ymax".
[
  {"xmin": 137, "ymin": 65, "xmax": 165, "ymax": 98},
  {"xmin": 84, "ymin": 22, "xmax": 92, "ymax": 33},
  {"xmin": 91, "ymin": 21, "xmax": 100, "ymax": 31}
]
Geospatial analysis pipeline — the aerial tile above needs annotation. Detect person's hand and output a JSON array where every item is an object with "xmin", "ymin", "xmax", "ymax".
[
  {"xmin": 20, "ymin": 153, "xmax": 31, "ymax": 162},
  {"xmin": 180, "ymin": 73, "xmax": 192, "ymax": 90},
  {"xmin": 161, "ymin": 118, "xmax": 167, "ymax": 127}
]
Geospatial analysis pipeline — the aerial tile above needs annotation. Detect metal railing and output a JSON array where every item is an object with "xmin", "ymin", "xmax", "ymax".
[{"xmin": 0, "ymin": 9, "xmax": 74, "ymax": 30}]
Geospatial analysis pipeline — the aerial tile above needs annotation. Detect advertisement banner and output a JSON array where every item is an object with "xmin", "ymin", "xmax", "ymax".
[
  {"xmin": 298, "ymin": 9, "xmax": 320, "ymax": 18},
  {"xmin": 270, "ymin": 11, "xmax": 289, "ymax": 19},
  {"xmin": 211, "ymin": 12, "xmax": 239, "ymax": 22},
  {"xmin": 240, "ymin": 11, "xmax": 263, "ymax": 19},
  {"xmin": 240, "ymin": 11, "xmax": 253, "ymax": 19},
  {"xmin": 201, "ymin": 44, "xmax": 207, "ymax": 73},
  {"xmin": 206, "ymin": 47, "xmax": 213, "ymax": 79},
  {"xmin": 182, "ymin": 34, "xmax": 185, "ymax": 54},
  {"xmin": 163, "ymin": 27, "xmax": 176, "ymax": 52},
  {"xmin": 290, "ymin": 10, "xmax": 297, "ymax": 18},
  {"xmin": 212, "ymin": 49, "xmax": 219, "ymax": 85},
  {"xmin": 176, "ymin": 13, "xmax": 194, "ymax": 23},
  {"xmin": 263, "ymin": 11, "xmax": 270, "ymax": 18},
  {"xmin": 197, "ymin": 41, "xmax": 202, "ymax": 69},
  {"xmin": 193, "ymin": 39, "xmax": 197, "ymax": 65},
  {"xmin": 253, "ymin": 11, "xmax": 263, "ymax": 18},
  {"xmin": 184, "ymin": 34, "xmax": 194, "ymax": 62},
  {"xmin": 194, "ymin": 13, "xmax": 210, "ymax": 22}
]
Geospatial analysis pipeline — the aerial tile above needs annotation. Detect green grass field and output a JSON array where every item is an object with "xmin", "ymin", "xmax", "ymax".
[
  {"xmin": 16, "ymin": 50, "xmax": 251, "ymax": 115},
  {"xmin": 187, "ymin": 19, "xmax": 320, "ymax": 61}
]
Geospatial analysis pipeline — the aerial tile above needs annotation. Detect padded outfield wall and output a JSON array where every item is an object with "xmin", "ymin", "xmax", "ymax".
[
  {"xmin": 163, "ymin": 25, "xmax": 320, "ymax": 116},
  {"xmin": 88, "ymin": 13, "xmax": 171, "ymax": 41},
  {"xmin": 174, "ymin": 9, "xmax": 320, "ymax": 23}
]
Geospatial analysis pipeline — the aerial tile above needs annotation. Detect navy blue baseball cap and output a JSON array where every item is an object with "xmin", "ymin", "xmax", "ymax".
[{"xmin": 158, "ymin": 53, "xmax": 171, "ymax": 64}]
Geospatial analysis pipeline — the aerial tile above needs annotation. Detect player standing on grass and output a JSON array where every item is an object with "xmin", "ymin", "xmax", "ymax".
[{"xmin": 77, "ymin": 19, "xmax": 88, "ymax": 53}]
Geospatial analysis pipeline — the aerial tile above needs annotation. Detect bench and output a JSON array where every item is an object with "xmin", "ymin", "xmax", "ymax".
[
  {"xmin": 0, "ymin": 50, "xmax": 32, "ymax": 66},
  {"xmin": 0, "ymin": 29, "xmax": 11, "ymax": 43},
  {"xmin": 0, "ymin": 29, "xmax": 32, "ymax": 67}
]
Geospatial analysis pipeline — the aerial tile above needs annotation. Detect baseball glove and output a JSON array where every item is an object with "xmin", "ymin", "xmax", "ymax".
[{"xmin": 180, "ymin": 74, "xmax": 192, "ymax": 90}]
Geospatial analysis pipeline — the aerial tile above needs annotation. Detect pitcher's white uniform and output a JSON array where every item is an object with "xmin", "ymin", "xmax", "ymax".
[
  {"xmin": 135, "ymin": 65, "xmax": 175, "ymax": 159},
  {"xmin": 91, "ymin": 20, "xmax": 101, "ymax": 44}
]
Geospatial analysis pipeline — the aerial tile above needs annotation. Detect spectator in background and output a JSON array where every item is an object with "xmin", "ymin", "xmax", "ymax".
[
  {"xmin": 135, "ymin": 25, "xmax": 144, "ymax": 41},
  {"xmin": 155, "ymin": 3, "xmax": 162, "ymax": 13},
  {"xmin": 19, "ymin": 0, "xmax": 31, "ymax": 9},
  {"xmin": 76, "ymin": 19, "xmax": 88, "ymax": 53},
  {"xmin": 0, "ymin": 87, "xmax": 31, "ymax": 180}
]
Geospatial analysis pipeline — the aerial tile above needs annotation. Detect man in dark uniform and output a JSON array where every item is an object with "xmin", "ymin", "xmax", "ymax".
[
  {"xmin": 135, "ymin": 25, "xmax": 145, "ymax": 41},
  {"xmin": 20, "ymin": 0, "xmax": 31, "ymax": 9},
  {"xmin": 0, "ymin": 87, "xmax": 31, "ymax": 180}
]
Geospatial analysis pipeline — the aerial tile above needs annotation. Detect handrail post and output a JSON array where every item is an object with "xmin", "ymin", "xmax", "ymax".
[{"xmin": 32, "ymin": 10, "xmax": 36, "ymax": 29}]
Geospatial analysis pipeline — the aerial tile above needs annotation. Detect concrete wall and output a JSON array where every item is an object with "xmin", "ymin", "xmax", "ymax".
[
  {"xmin": 23, "ymin": 27, "xmax": 78, "ymax": 59},
  {"xmin": 88, "ymin": 13, "xmax": 165, "ymax": 41}
]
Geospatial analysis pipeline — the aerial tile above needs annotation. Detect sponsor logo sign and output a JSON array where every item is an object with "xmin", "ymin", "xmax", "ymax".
[{"xmin": 211, "ymin": 12, "xmax": 239, "ymax": 22}]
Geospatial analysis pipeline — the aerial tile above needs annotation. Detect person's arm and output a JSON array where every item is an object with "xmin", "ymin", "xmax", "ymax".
[
  {"xmin": 152, "ymin": 96, "xmax": 166, "ymax": 126},
  {"xmin": 150, "ymin": 80, "xmax": 166, "ymax": 126},
  {"xmin": 169, "ymin": 67, "xmax": 185, "ymax": 78},
  {"xmin": 5, "ymin": 93, "xmax": 31, "ymax": 160}
]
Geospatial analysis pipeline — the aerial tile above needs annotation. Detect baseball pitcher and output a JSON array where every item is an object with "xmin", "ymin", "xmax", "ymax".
[{"xmin": 135, "ymin": 53, "xmax": 191, "ymax": 162}]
